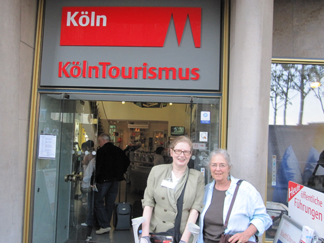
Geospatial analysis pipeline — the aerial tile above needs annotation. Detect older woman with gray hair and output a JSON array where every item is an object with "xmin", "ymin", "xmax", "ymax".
[{"xmin": 197, "ymin": 149, "xmax": 272, "ymax": 243}]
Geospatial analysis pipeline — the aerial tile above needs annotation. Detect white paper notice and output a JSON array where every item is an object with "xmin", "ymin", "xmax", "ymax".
[
  {"xmin": 201, "ymin": 111, "xmax": 211, "ymax": 124},
  {"xmin": 38, "ymin": 135, "xmax": 57, "ymax": 159},
  {"xmin": 199, "ymin": 132, "xmax": 208, "ymax": 142}
]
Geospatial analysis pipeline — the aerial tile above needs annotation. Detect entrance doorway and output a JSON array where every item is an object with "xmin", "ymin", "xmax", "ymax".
[{"xmin": 31, "ymin": 93, "xmax": 220, "ymax": 243}]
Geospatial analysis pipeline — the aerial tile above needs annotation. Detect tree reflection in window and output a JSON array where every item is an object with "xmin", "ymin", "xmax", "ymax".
[
  {"xmin": 268, "ymin": 62, "xmax": 324, "ymax": 206},
  {"xmin": 270, "ymin": 63, "xmax": 324, "ymax": 125}
]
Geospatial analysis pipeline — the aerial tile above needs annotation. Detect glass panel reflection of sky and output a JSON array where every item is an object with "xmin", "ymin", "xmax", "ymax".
[
  {"xmin": 267, "ymin": 63, "xmax": 324, "ymax": 240},
  {"xmin": 269, "ymin": 63, "xmax": 324, "ymax": 125}
]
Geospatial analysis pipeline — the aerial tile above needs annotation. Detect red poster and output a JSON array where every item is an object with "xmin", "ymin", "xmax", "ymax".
[
  {"xmin": 60, "ymin": 7, "xmax": 201, "ymax": 47},
  {"xmin": 288, "ymin": 181, "xmax": 303, "ymax": 202}
]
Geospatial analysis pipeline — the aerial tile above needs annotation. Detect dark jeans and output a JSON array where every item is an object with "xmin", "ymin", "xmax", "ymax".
[
  {"xmin": 86, "ymin": 189, "xmax": 94, "ymax": 226},
  {"xmin": 94, "ymin": 181, "xmax": 118, "ymax": 228}
]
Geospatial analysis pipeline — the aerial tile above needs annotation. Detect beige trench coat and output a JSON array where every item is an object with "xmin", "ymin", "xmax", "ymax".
[{"xmin": 142, "ymin": 163, "xmax": 205, "ymax": 234}]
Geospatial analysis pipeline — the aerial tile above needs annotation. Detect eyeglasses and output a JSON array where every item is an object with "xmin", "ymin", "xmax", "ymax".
[
  {"xmin": 210, "ymin": 163, "xmax": 228, "ymax": 169},
  {"xmin": 173, "ymin": 149, "xmax": 192, "ymax": 156}
]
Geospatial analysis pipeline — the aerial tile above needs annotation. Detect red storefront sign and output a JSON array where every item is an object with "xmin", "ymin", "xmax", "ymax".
[
  {"xmin": 60, "ymin": 7, "xmax": 201, "ymax": 47},
  {"xmin": 57, "ymin": 61, "xmax": 200, "ymax": 80}
]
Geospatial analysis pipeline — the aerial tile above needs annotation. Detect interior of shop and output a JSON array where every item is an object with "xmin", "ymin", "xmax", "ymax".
[{"xmin": 32, "ymin": 94, "xmax": 220, "ymax": 243}]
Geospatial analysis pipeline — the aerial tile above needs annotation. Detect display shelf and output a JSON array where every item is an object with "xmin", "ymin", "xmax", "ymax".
[
  {"xmin": 129, "ymin": 128, "xmax": 147, "ymax": 145},
  {"xmin": 153, "ymin": 130, "xmax": 166, "ymax": 149}
]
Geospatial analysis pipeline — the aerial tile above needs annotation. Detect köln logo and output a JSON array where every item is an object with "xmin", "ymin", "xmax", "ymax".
[
  {"xmin": 60, "ymin": 7, "xmax": 201, "ymax": 47},
  {"xmin": 66, "ymin": 11, "xmax": 107, "ymax": 27}
]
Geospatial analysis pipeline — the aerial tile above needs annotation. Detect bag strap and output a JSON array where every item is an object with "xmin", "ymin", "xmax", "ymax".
[
  {"xmin": 174, "ymin": 169, "xmax": 190, "ymax": 239},
  {"xmin": 223, "ymin": 180, "xmax": 243, "ymax": 229}
]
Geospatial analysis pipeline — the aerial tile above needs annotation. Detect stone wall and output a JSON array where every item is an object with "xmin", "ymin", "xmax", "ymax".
[
  {"xmin": 273, "ymin": 0, "xmax": 324, "ymax": 58},
  {"xmin": 0, "ymin": 0, "xmax": 37, "ymax": 241}
]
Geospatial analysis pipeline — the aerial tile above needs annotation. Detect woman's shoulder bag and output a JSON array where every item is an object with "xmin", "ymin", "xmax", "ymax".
[{"xmin": 220, "ymin": 180, "xmax": 258, "ymax": 243}]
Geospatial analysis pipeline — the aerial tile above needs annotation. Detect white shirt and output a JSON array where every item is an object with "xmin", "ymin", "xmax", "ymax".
[{"xmin": 81, "ymin": 158, "xmax": 95, "ymax": 188}]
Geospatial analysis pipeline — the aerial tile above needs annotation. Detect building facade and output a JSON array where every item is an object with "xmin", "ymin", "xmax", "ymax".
[{"xmin": 1, "ymin": 0, "xmax": 323, "ymax": 242}]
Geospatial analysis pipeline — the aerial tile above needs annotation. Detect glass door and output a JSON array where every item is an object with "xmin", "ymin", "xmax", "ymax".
[
  {"xmin": 32, "ymin": 94, "xmax": 63, "ymax": 243},
  {"xmin": 58, "ymin": 99, "xmax": 98, "ymax": 243},
  {"xmin": 31, "ymin": 94, "xmax": 221, "ymax": 243},
  {"xmin": 32, "ymin": 94, "xmax": 98, "ymax": 243},
  {"xmin": 190, "ymin": 97, "xmax": 221, "ymax": 184}
]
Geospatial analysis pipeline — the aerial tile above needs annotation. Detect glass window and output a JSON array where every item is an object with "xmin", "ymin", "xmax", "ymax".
[{"xmin": 266, "ymin": 62, "xmax": 324, "ymax": 240}]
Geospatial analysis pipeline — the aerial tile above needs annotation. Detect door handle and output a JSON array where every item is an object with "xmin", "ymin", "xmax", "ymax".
[
  {"xmin": 72, "ymin": 172, "xmax": 83, "ymax": 182},
  {"xmin": 64, "ymin": 171, "xmax": 83, "ymax": 182},
  {"xmin": 64, "ymin": 171, "xmax": 75, "ymax": 182}
]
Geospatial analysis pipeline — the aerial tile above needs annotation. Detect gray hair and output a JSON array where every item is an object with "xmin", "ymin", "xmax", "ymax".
[
  {"xmin": 99, "ymin": 133, "xmax": 111, "ymax": 142},
  {"xmin": 208, "ymin": 148, "xmax": 232, "ymax": 168}
]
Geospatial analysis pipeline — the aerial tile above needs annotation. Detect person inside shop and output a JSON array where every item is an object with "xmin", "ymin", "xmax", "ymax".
[
  {"xmin": 94, "ymin": 133, "xmax": 130, "ymax": 235},
  {"xmin": 140, "ymin": 136, "xmax": 205, "ymax": 243},
  {"xmin": 79, "ymin": 140, "xmax": 95, "ymax": 202},
  {"xmin": 306, "ymin": 149, "xmax": 324, "ymax": 188},
  {"xmin": 124, "ymin": 141, "xmax": 142, "ymax": 160},
  {"xmin": 81, "ymin": 140, "xmax": 95, "ymax": 170},
  {"xmin": 73, "ymin": 142, "xmax": 87, "ymax": 174},
  {"xmin": 153, "ymin": 146, "xmax": 165, "ymax": 166},
  {"xmin": 81, "ymin": 156, "xmax": 96, "ymax": 228},
  {"xmin": 124, "ymin": 141, "xmax": 142, "ymax": 183},
  {"xmin": 197, "ymin": 149, "xmax": 272, "ymax": 243}
]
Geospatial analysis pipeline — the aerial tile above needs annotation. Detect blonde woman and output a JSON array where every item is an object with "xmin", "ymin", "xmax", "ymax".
[{"xmin": 141, "ymin": 136, "xmax": 205, "ymax": 243}]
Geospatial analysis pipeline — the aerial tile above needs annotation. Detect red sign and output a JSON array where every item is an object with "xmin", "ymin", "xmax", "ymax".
[
  {"xmin": 60, "ymin": 7, "xmax": 201, "ymax": 47},
  {"xmin": 288, "ymin": 181, "xmax": 303, "ymax": 202},
  {"xmin": 57, "ymin": 60, "xmax": 200, "ymax": 80}
]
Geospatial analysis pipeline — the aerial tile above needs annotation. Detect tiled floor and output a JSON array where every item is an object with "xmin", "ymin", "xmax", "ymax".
[{"xmin": 68, "ymin": 181, "xmax": 144, "ymax": 243}]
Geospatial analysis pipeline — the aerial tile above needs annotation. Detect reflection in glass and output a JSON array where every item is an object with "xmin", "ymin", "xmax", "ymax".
[
  {"xmin": 270, "ymin": 63, "xmax": 324, "ymax": 125},
  {"xmin": 32, "ymin": 95, "xmax": 98, "ymax": 243},
  {"xmin": 266, "ymin": 63, "xmax": 324, "ymax": 239}
]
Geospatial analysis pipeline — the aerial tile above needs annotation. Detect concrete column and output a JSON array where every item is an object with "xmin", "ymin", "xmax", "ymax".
[
  {"xmin": 227, "ymin": 0, "xmax": 274, "ymax": 199},
  {"xmin": 0, "ymin": 0, "xmax": 37, "ymax": 241},
  {"xmin": 0, "ymin": 1, "xmax": 22, "ymax": 241}
]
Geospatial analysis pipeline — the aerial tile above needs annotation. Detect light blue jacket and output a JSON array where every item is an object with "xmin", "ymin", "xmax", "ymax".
[{"xmin": 197, "ymin": 176, "xmax": 272, "ymax": 243}]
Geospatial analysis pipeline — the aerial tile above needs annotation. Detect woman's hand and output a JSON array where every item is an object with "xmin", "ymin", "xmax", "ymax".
[
  {"xmin": 228, "ymin": 232, "xmax": 251, "ymax": 243},
  {"xmin": 139, "ymin": 236, "xmax": 150, "ymax": 243},
  {"xmin": 229, "ymin": 224, "xmax": 257, "ymax": 243}
]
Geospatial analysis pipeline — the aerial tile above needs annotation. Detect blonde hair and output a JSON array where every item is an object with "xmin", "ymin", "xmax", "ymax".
[{"xmin": 169, "ymin": 136, "xmax": 193, "ymax": 151}]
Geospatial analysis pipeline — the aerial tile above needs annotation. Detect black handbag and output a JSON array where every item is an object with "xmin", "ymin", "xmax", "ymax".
[
  {"xmin": 150, "ymin": 169, "xmax": 190, "ymax": 243},
  {"xmin": 219, "ymin": 180, "xmax": 258, "ymax": 243}
]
